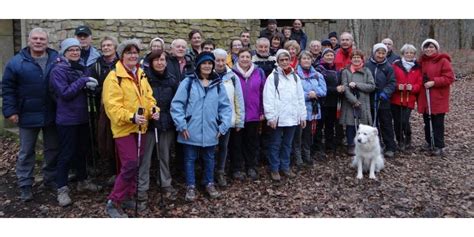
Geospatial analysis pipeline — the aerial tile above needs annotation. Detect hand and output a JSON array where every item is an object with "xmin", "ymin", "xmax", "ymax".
[
  {"xmin": 260, "ymin": 115, "xmax": 265, "ymax": 121},
  {"xmin": 86, "ymin": 77, "xmax": 99, "ymax": 91},
  {"xmin": 379, "ymin": 92, "xmax": 389, "ymax": 101},
  {"xmin": 353, "ymin": 101, "xmax": 361, "ymax": 107},
  {"xmin": 300, "ymin": 120, "xmax": 306, "ymax": 128},
  {"xmin": 216, "ymin": 132, "xmax": 221, "ymax": 138},
  {"xmin": 7, "ymin": 114, "xmax": 19, "ymax": 124},
  {"xmin": 308, "ymin": 91, "xmax": 317, "ymax": 99},
  {"xmin": 268, "ymin": 120, "xmax": 277, "ymax": 129},
  {"xmin": 336, "ymin": 85, "xmax": 345, "ymax": 93},
  {"xmin": 133, "ymin": 112, "xmax": 146, "ymax": 125},
  {"xmin": 424, "ymin": 81, "xmax": 434, "ymax": 89},
  {"xmin": 151, "ymin": 107, "xmax": 160, "ymax": 120},
  {"xmin": 398, "ymin": 84, "xmax": 405, "ymax": 91},
  {"xmin": 406, "ymin": 84, "xmax": 412, "ymax": 91},
  {"xmin": 349, "ymin": 82, "xmax": 356, "ymax": 89},
  {"xmin": 235, "ymin": 127, "xmax": 241, "ymax": 132},
  {"xmin": 182, "ymin": 129, "xmax": 190, "ymax": 140}
]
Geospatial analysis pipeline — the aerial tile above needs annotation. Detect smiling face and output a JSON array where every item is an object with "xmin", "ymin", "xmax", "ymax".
[
  {"xmin": 191, "ymin": 32, "xmax": 202, "ymax": 49},
  {"xmin": 340, "ymin": 33, "xmax": 353, "ymax": 49},
  {"xmin": 271, "ymin": 37, "xmax": 281, "ymax": 48},
  {"xmin": 423, "ymin": 43, "xmax": 438, "ymax": 57},
  {"xmin": 101, "ymin": 39, "xmax": 116, "ymax": 58},
  {"xmin": 403, "ymin": 50, "xmax": 416, "ymax": 62},
  {"xmin": 351, "ymin": 55, "xmax": 363, "ymax": 66},
  {"xmin": 323, "ymin": 52, "xmax": 335, "ymax": 64},
  {"xmin": 240, "ymin": 32, "xmax": 250, "ymax": 47},
  {"xmin": 231, "ymin": 40, "xmax": 243, "ymax": 54},
  {"xmin": 28, "ymin": 31, "xmax": 48, "ymax": 55},
  {"xmin": 300, "ymin": 54, "xmax": 312, "ymax": 69},
  {"xmin": 64, "ymin": 46, "xmax": 81, "ymax": 61},
  {"xmin": 374, "ymin": 49, "xmax": 387, "ymax": 63},
  {"xmin": 152, "ymin": 53, "xmax": 167, "ymax": 74},
  {"xmin": 214, "ymin": 55, "xmax": 226, "ymax": 73},
  {"xmin": 277, "ymin": 54, "xmax": 291, "ymax": 70},
  {"xmin": 122, "ymin": 46, "xmax": 139, "ymax": 69},
  {"xmin": 256, "ymin": 40, "xmax": 270, "ymax": 56},
  {"xmin": 238, "ymin": 51, "xmax": 252, "ymax": 70},
  {"xmin": 293, "ymin": 20, "xmax": 302, "ymax": 31},
  {"xmin": 171, "ymin": 39, "xmax": 187, "ymax": 58},
  {"xmin": 199, "ymin": 61, "xmax": 213, "ymax": 78}
]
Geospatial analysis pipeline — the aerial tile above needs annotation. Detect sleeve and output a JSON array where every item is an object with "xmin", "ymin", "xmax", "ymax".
[
  {"xmin": 355, "ymin": 69, "xmax": 376, "ymax": 93},
  {"xmin": 296, "ymin": 76, "xmax": 307, "ymax": 121},
  {"xmin": 2, "ymin": 60, "xmax": 19, "ymax": 118},
  {"xmin": 316, "ymin": 72, "xmax": 327, "ymax": 97},
  {"xmin": 217, "ymin": 83, "xmax": 233, "ymax": 135},
  {"xmin": 433, "ymin": 59, "xmax": 455, "ymax": 88},
  {"xmin": 102, "ymin": 72, "xmax": 134, "ymax": 127},
  {"xmin": 263, "ymin": 72, "xmax": 278, "ymax": 122},
  {"xmin": 382, "ymin": 67, "xmax": 397, "ymax": 97},
  {"xmin": 259, "ymin": 69, "xmax": 266, "ymax": 118},
  {"xmin": 233, "ymin": 75, "xmax": 246, "ymax": 128},
  {"xmin": 342, "ymin": 70, "xmax": 359, "ymax": 105},
  {"xmin": 412, "ymin": 71, "xmax": 423, "ymax": 95},
  {"xmin": 142, "ymin": 77, "xmax": 157, "ymax": 119},
  {"xmin": 50, "ymin": 68, "xmax": 88, "ymax": 101},
  {"xmin": 170, "ymin": 78, "xmax": 190, "ymax": 132}
]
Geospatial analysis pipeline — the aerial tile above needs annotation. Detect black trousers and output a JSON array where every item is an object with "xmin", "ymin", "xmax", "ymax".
[
  {"xmin": 391, "ymin": 104, "xmax": 412, "ymax": 146},
  {"xmin": 374, "ymin": 108, "xmax": 397, "ymax": 152},
  {"xmin": 423, "ymin": 113, "xmax": 445, "ymax": 148},
  {"xmin": 230, "ymin": 121, "xmax": 260, "ymax": 172},
  {"xmin": 322, "ymin": 106, "xmax": 344, "ymax": 150}
]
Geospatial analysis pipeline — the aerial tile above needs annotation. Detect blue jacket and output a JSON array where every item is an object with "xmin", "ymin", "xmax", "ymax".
[
  {"xmin": 171, "ymin": 73, "xmax": 232, "ymax": 147},
  {"xmin": 2, "ymin": 47, "xmax": 58, "ymax": 128},
  {"xmin": 50, "ymin": 57, "xmax": 90, "ymax": 125},
  {"xmin": 296, "ymin": 65, "xmax": 327, "ymax": 120},
  {"xmin": 80, "ymin": 46, "xmax": 101, "ymax": 67}
]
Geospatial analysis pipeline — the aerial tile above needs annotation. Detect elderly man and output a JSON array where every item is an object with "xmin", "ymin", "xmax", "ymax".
[
  {"xmin": 334, "ymin": 32, "xmax": 354, "ymax": 71},
  {"xmin": 309, "ymin": 40, "xmax": 322, "ymax": 68},
  {"xmin": 168, "ymin": 39, "xmax": 194, "ymax": 81},
  {"xmin": 252, "ymin": 37, "xmax": 276, "ymax": 77},
  {"xmin": 2, "ymin": 28, "xmax": 59, "ymax": 201},
  {"xmin": 74, "ymin": 25, "xmax": 100, "ymax": 67},
  {"xmin": 382, "ymin": 38, "xmax": 401, "ymax": 64}
]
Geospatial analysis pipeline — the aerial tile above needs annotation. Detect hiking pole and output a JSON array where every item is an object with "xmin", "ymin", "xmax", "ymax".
[
  {"xmin": 135, "ymin": 107, "xmax": 144, "ymax": 217},
  {"xmin": 87, "ymin": 90, "xmax": 98, "ymax": 176},
  {"xmin": 372, "ymin": 95, "xmax": 381, "ymax": 127},
  {"xmin": 152, "ymin": 107, "xmax": 165, "ymax": 210},
  {"xmin": 423, "ymin": 75, "xmax": 435, "ymax": 151},
  {"xmin": 400, "ymin": 86, "xmax": 405, "ymax": 151},
  {"xmin": 405, "ymin": 88, "xmax": 410, "ymax": 149}
]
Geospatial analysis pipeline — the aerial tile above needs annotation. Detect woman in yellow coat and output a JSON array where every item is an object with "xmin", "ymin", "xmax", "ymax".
[{"xmin": 102, "ymin": 39, "xmax": 159, "ymax": 218}]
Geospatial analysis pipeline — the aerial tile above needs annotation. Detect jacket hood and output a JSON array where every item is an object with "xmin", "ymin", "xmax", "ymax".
[
  {"xmin": 369, "ymin": 56, "xmax": 388, "ymax": 66},
  {"xmin": 420, "ymin": 53, "xmax": 452, "ymax": 63},
  {"xmin": 20, "ymin": 47, "xmax": 58, "ymax": 61}
]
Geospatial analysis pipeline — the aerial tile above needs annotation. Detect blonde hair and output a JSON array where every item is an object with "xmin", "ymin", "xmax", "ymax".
[{"xmin": 284, "ymin": 40, "xmax": 301, "ymax": 55}]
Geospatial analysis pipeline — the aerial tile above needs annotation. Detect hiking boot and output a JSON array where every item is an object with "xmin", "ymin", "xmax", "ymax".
[
  {"xmin": 205, "ymin": 183, "xmax": 220, "ymax": 199},
  {"xmin": 247, "ymin": 168, "xmax": 258, "ymax": 181},
  {"xmin": 281, "ymin": 170, "xmax": 296, "ymax": 178},
  {"xmin": 431, "ymin": 147, "xmax": 443, "ymax": 157},
  {"xmin": 162, "ymin": 186, "xmax": 178, "ymax": 201},
  {"xmin": 57, "ymin": 186, "xmax": 72, "ymax": 207},
  {"xmin": 20, "ymin": 186, "xmax": 33, "ymax": 202},
  {"xmin": 121, "ymin": 199, "xmax": 147, "ymax": 212},
  {"xmin": 347, "ymin": 145, "xmax": 355, "ymax": 156},
  {"xmin": 232, "ymin": 171, "xmax": 245, "ymax": 181},
  {"xmin": 137, "ymin": 191, "xmax": 148, "ymax": 201},
  {"xmin": 384, "ymin": 150, "xmax": 395, "ymax": 158},
  {"xmin": 185, "ymin": 186, "xmax": 197, "ymax": 202},
  {"xmin": 270, "ymin": 171, "xmax": 281, "ymax": 181},
  {"xmin": 77, "ymin": 180, "xmax": 102, "ymax": 192},
  {"xmin": 39, "ymin": 181, "xmax": 57, "ymax": 191},
  {"xmin": 216, "ymin": 172, "xmax": 228, "ymax": 187},
  {"xmin": 422, "ymin": 143, "xmax": 432, "ymax": 151},
  {"xmin": 106, "ymin": 200, "xmax": 128, "ymax": 218}
]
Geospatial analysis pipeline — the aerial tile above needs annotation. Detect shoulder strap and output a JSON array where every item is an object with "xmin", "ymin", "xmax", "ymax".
[{"xmin": 273, "ymin": 71, "xmax": 280, "ymax": 97}]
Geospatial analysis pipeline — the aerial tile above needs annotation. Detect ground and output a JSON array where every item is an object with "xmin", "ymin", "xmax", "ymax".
[{"xmin": 0, "ymin": 76, "xmax": 472, "ymax": 218}]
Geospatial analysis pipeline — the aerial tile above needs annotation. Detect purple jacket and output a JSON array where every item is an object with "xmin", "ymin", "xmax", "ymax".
[
  {"xmin": 232, "ymin": 66, "xmax": 266, "ymax": 122},
  {"xmin": 50, "ymin": 57, "xmax": 89, "ymax": 125}
]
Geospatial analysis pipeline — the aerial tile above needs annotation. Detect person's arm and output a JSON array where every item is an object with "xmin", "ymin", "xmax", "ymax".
[
  {"xmin": 233, "ymin": 76, "xmax": 245, "ymax": 128},
  {"xmin": 432, "ymin": 58, "xmax": 455, "ymax": 87},
  {"xmin": 315, "ymin": 72, "xmax": 327, "ymax": 97},
  {"xmin": 2, "ymin": 60, "xmax": 19, "ymax": 119},
  {"xmin": 50, "ymin": 68, "xmax": 88, "ymax": 101},
  {"xmin": 102, "ymin": 72, "xmax": 134, "ymax": 126},
  {"xmin": 263, "ymin": 72, "xmax": 277, "ymax": 123},
  {"xmin": 170, "ymin": 78, "xmax": 190, "ymax": 132},
  {"xmin": 217, "ymin": 83, "xmax": 232, "ymax": 136}
]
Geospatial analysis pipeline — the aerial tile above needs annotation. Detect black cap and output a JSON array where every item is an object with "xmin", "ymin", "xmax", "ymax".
[
  {"xmin": 75, "ymin": 25, "xmax": 92, "ymax": 36},
  {"xmin": 328, "ymin": 31, "xmax": 338, "ymax": 39},
  {"xmin": 321, "ymin": 39, "xmax": 332, "ymax": 46}
]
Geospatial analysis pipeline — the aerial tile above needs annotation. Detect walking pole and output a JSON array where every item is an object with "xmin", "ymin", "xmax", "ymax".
[
  {"xmin": 400, "ymin": 86, "xmax": 405, "ymax": 151},
  {"xmin": 405, "ymin": 89, "xmax": 410, "ymax": 149},
  {"xmin": 152, "ymin": 107, "xmax": 165, "ymax": 210},
  {"xmin": 424, "ymin": 75, "xmax": 435, "ymax": 151},
  {"xmin": 135, "ymin": 107, "xmax": 144, "ymax": 217},
  {"xmin": 87, "ymin": 90, "xmax": 98, "ymax": 175}
]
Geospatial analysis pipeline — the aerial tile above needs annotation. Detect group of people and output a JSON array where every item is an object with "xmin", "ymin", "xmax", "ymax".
[{"xmin": 2, "ymin": 20, "xmax": 454, "ymax": 218}]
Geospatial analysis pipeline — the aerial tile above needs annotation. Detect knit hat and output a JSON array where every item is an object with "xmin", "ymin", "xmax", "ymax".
[
  {"xmin": 149, "ymin": 37, "xmax": 165, "ymax": 48},
  {"xmin": 117, "ymin": 39, "xmax": 141, "ymax": 58},
  {"xmin": 328, "ymin": 31, "xmax": 338, "ymax": 39},
  {"xmin": 275, "ymin": 49, "xmax": 291, "ymax": 61},
  {"xmin": 60, "ymin": 38, "xmax": 81, "ymax": 56},
  {"xmin": 421, "ymin": 38, "xmax": 440, "ymax": 50},
  {"xmin": 372, "ymin": 43, "xmax": 388, "ymax": 54},
  {"xmin": 195, "ymin": 51, "xmax": 215, "ymax": 73},
  {"xmin": 322, "ymin": 48, "xmax": 335, "ymax": 57},
  {"xmin": 321, "ymin": 39, "xmax": 332, "ymax": 47}
]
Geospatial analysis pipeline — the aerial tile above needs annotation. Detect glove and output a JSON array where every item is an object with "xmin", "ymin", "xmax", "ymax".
[
  {"xmin": 398, "ymin": 84, "xmax": 405, "ymax": 91},
  {"xmin": 86, "ymin": 77, "xmax": 99, "ymax": 91},
  {"xmin": 423, "ymin": 74, "xmax": 429, "ymax": 84},
  {"xmin": 406, "ymin": 84, "xmax": 412, "ymax": 91},
  {"xmin": 379, "ymin": 92, "xmax": 389, "ymax": 101}
]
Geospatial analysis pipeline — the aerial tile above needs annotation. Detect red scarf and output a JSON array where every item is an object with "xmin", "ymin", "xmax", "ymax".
[
  {"xmin": 350, "ymin": 62, "xmax": 364, "ymax": 73},
  {"xmin": 290, "ymin": 57, "xmax": 298, "ymax": 69}
]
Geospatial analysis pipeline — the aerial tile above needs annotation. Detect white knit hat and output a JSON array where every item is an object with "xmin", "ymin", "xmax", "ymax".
[
  {"xmin": 372, "ymin": 43, "xmax": 388, "ymax": 54},
  {"xmin": 275, "ymin": 49, "xmax": 291, "ymax": 61},
  {"xmin": 421, "ymin": 38, "xmax": 440, "ymax": 50}
]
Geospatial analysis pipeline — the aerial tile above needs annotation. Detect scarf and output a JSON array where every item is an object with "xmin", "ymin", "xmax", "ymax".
[
  {"xmin": 401, "ymin": 58, "xmax": 415, "ymax": 72},
  {"xmin": 236, "ymin": 63, "xmax": 255, "ymax": 79},
  {"xmin": 350, "ymin": 62, "xmax": 364, "ymax": 73}
]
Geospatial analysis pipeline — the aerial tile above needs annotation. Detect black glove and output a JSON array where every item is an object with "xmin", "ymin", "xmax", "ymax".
[{"xmin": 423, "ymin": 74, "xmax": 429, "ymax": 84}]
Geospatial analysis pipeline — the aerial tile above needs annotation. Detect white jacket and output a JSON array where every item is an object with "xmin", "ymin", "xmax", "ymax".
[{"xmin": 263, "ymin": 67, "xmax": 307, "ymax": 127}]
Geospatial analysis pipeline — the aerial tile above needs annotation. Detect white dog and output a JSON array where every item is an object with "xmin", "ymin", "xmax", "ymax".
[{"xmin": 351, "ymin": 124, "xmax": 385, "ymax": 179}]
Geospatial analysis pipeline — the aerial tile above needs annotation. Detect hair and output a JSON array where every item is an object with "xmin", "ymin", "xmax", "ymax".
[
  {"xmin": 201, "ymin": 39, "xmax": 215, "ymax": 50},
  {"xmin": 282, "ymin": 26, "xmax": 292, "ymax": 35},
  {"xmin": 382, "ymin": 38, "xmax": 393, "ymax": 44},
  {"xmin": 213, "ymin": 48, "xmax": 227, "ymax": 58},
  {"xmin": 237, "ymin": 48, "xmax": 252, "ymax": 57},
  {"xmin": 270, "ymin": 33, "xmax": 282, "ymax": 42},
  {"xmin": 28, "ymin": 27, "xmax": 49, "ymax": 40},
  {"xmin": 229, "ymin": 38, "xmax": 243, "ymax": 51},
  {"xmin": 100, "ymin": 36, "xmax": 118, "ymax": 49},
  {"xmin": 147, "ymin": 49, "xmax": 166, "ymax": 63},
  {"xmin": 240, "ymin": 30, "xmax": 250, "ymax": 36},
  {"xmin": 298, "ymin": 50, "xmax": 313, "ymax": 61},
  {"xmin": 188, "ymin": 29, "xmax": 202, "ymax": 40},
  {"xmin": 340, "ymin": 32, "xmax": 354, "ymax": 41},
  {"xmin": 256, "ymin": 37, "xmax": 270, "ymax": 46},
  {"xmin": 284, "ymin": 40, "xmax": 301, "ymax": 54},
  {"xmin": 171, "ymin": 38, "xmax": 186, "ymax": 48},
  {"xmin": 310, "ymin": 40, "xmax": 321, "ymax": 47},
  {"xmin": 350, "ymin": 49, "xmax": 365, "ymax": 60},
  {"xmin": 400, "ymin": 44, "xmax": 417, "ymax": 54}
]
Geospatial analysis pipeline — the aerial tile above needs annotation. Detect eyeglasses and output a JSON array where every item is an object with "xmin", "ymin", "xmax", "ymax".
[
  {"xmin": 124, "ymin": 51, "xmax": 139, "ymax": 56},
  {"xmin": 66, "ymin": 48, "xmax": 81, "ymax": 53}
]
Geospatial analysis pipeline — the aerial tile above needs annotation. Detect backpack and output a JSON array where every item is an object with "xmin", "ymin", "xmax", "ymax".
[
  {"xmin": 273, "ymin": 70, "xmax": 298, "ymax": 98},
  {"xmin": 184, "ymin": 74, "xmax": 222, "ymax": 110}
]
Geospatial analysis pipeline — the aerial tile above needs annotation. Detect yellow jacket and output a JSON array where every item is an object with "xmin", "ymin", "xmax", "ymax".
[{"xmin": 102, "ymin": 61, "xmax": 157, "ymax": 138}]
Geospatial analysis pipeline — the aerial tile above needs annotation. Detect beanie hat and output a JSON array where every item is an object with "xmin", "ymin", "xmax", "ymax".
[
  {"xmin": 117, "ymin": 38, "xmax": 141, "ymax": 58},
  {"xmin": 195, "ymin": 52, "xmax": 215, "ymax": 73},
  {"xmin": 421, "ymin": 38, "xmax": 440, "ymax": 50},
  {"xmin": 60, "ymin": 38, "xmax": 81, "ymax": 56},
  {"xmin": 321, "ymin": 39, "xmax": 332, "ymax": 47},
  {"xmin": 322, "ymin": 48, "xmax": 335, "ymax": 57},
  {"xmin": 149, "ymin": 37, "xmax": 165, "ymax": 49},
  {"xmin": 275, "ymin": 49, "xmax": 291, "ymax": 61},
  {"xmin": 372, "ymin": 43, "xmax": 388, "ymax": 54},
  {"xmin": 328, "ymin": 32, "xmax": 338, "ymax": 39}
]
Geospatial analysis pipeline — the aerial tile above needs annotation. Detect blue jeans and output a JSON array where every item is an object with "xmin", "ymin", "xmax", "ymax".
[
  {"xmin": 16, "ymin": 125, "xmax": 59, "ymax": 188},
  {"xmin": 268, "ymin": 126, "xmax": 297, "ymax": 172},
  {"xmin": 183, "ymin": 144, "xmax": 215, "ymax": 187}
]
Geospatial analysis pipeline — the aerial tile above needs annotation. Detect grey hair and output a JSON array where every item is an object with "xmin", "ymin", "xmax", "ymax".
[
  {"xmin": 117, "ymin": 38, "xmax": 141, "ymax": 58},
  {"xmin": 400, "ymin": 44, "xmax": 417, "ymax": 55},
  {"xmin": 256, "ymin": 37, "xmax": 270, "ymax": 46},
  {"xmin": 171, "ymin": 39, "xmax": 187, "ymax": 48},
  {"xmin": 28, "ymin": 27, "xmax": 49, "ymax": 39},
  {"xmin": 100, "ymin": 36, "xmax": 118, "ymax": 49},
  {"xmin": 310, "ymin": 40, "xmax": 321, "ymax": 47},
  {"xmin": 213, "ymin": 48, "xmax": 227, "ymax": 58},
  {"xmin": 382, "ymin": 38, "xmax": 393, "ymax": 44},
  {"xmin": 340, "ymin": 32, "xmax": 353, "ymax": 41},
  {"xmin": 298, "ymin": 50, "xmax": 313, "ymax": 61}
]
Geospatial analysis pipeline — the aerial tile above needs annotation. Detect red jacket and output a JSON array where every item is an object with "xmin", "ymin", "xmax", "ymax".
[
  {"xmin": 390, "ymin": 60, "xmax": 423, "ymax": 109},
  {"xmin": 417, "ymin": 53, "xmax": 454, "ymax": 114},
  {"xmin": 335, "ymin": 47, "xmax": 352, "ymax": 71}
]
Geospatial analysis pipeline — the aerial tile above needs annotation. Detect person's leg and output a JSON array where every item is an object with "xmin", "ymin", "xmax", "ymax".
[
  {"xmin": 268, "ymin": 127, "xmax": 283, "ymax": 172},
  {"xmin": 301, "ymin": 122, "xmax": 313, "ymax": 163},
  {"xmin": 291, "ymin": 126, "xmax": 303, "ymax": 166},
  {"xmin": 391, "ymin": 104, "xmax": 402, "ymax": 144},
  {"xmin": 423, "ymin": 114, "xmax": 432, "ymax": 146},
  {"xmin": 378, "ymin": 109, "xmax": 397, "ymax": 152},
  {"xmin": 230, "ymin": 128, "xmax": 244, "ymax": 174},
  {"xmin": 16, "ymin": 127, "xmax": 40, "ymax": 188},
  {"xmin": 183, "ymin": 144, "xmax": 199, "ymax": 187},
  {"xmin": 75, "ymin": 123, "xmax": 90, "ymax": 182},
  {"xmin": 323, "ymin": 107, "xmax": 336, "ymax": 150},
  {"xmin": 243, "ymin": 122, "xmax": 260, "ymax": 171},
  {"xmin": 138, "ymin": 131, "xmax": 154, "ymax": 193},
  {"xmin": 56, "ymin": 125, "xmax": 78, "ymax": 189},
  {"xmin": 200, "ymin": 146, "xmax": 216, "ymax": 186},
  {"xmin": 404, "ymin": 109, "xmax": 413, "ymax": 146},
  {"xmin": 432, "ymin": 113, "xmax": 445, "ymax": 149},
  {"xmin": 41, "ymin": 125, "xmax": 59, "ymax": 187},
  {"xmin": 279, "ymin": 126, "xmax": 297, "ymax": 172},
  {"xmin": 158, "ymin": 130, "xmax": 175, "ymax": 188},
  {"xmin": 216, "ymin": 130, "xmax": 230, "ymax": 174}
]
